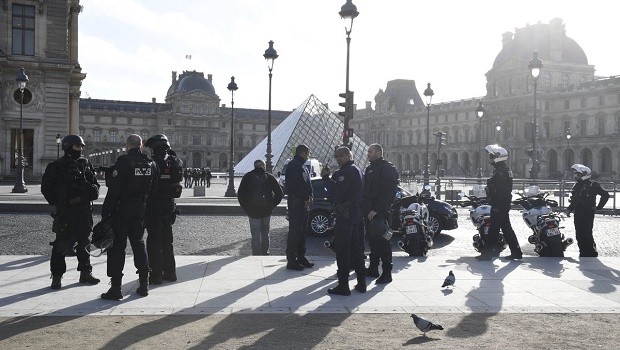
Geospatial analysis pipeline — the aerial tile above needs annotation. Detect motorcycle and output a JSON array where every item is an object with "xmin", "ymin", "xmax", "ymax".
[
  {"xmin": 459, "ymin": 193, "xmax": 507, "ymax": 255},
  {"xmin": 512, "ymin": 185, "xmax": 573, "ymax": 257},
  {"xmin": 393, "ymin": 190, "xmax": 433, "ymax": 257}
]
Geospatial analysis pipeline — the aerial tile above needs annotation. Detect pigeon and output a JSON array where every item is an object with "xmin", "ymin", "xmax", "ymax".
[
  {"xmin": 411, "ymin": 314, "xmax": 444, "ymax": 336},
  {"xmin": 441, "ymin": 270, "xmax": 455, "ymax": 288}
]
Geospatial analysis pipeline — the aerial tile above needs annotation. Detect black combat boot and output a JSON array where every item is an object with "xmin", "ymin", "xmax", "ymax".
[
  {"xmin": 101, "ymin": 278, "xmax": 123, "ymax": 300},
  {"xmin": 50, "ymin": 275, "xmax": 62, "ymax": 290},
  {"xmin": 79, "ymin": 270, "xmax": 101, "ymax": 285},
  {"xmin": 354, "ymin": 276, "xmax": 367, "ymax": 293},
  {"xmin": 376, "ymin": 264, "xmax": 393, "ymax": 284},
  {"xmin": 136, "ymin": 272, "xmax": 149, "ymax": 297},
  {"xmin": 366, "ymin": 262, "xmax": 380, "ymax": 278},
  {"xmin": 328, "ymin": 279, "xmax": 351, "ymax": 296},
  {"xmin": 149, "ymin": 274, "xmax": 163, "ymax": 285}
]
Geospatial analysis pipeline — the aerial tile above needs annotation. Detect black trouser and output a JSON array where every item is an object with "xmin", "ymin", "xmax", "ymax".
[
  {"xmin": 206, "ymin": 178, "xmax": 211, "ymax": 187},
  {"xmin": 107, "ymin": 200, "xmax": 150, "ymax": 279},
  {"xmin": 334, "ymin": 216, "xmax": 365, "ymax": 281},
  {"xmin": 364, "ymin": 215, "xmax": 392, "ymax": 269},
  {"xmin": 146, "ymin": 199, "xmax": 177, "ymax": 277},
  {"xmin": 50, "ymin": 230, "xmax": 92, "ymax": 276},
  {"xmin": 574, "ymin": 208, "xmax": 597, "ymax": 257},
  {"xmin": 286, "ymin": 200, "xmax": 307, "ymax": 262},
  {"xmin": 488, "ymin": 209, "xmax": 521, "ymax": 255}
]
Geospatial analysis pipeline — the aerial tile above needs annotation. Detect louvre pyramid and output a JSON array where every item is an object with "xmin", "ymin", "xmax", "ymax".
[{"xmin": 235, "ymin": 94, "xmax": 369, "ymax": 174}]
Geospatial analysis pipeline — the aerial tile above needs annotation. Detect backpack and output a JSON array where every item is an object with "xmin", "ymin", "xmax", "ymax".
[{"xmin": 252, "ymin": 173, "xmax": 272, "ymax": 205}]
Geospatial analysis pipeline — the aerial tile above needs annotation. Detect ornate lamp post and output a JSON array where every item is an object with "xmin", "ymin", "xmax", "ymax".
[
  {"xmin": 56, "ymin": 134, "xmax": 61, "ymax": 159},
  {"xmin": 12, "ymin": 68, "xmax": 29, "ymax": 193},
  {"xmin": 339, "ymin": 0, "xmax": 358, "ymax": 147},
  {"xmin": 528, "ymin": 51, "xmax": 543, "ymax": 181},
  {"xmin": 565, "ymin": 128, "xmax": 572, "ymax": 169},
  {"xmin": 495, "ymin": 119, "xmax": 502, "ymax": 141},
  {"xmin": 475, "ymin": 101, "xmax": 486, "ymax": 183},
  {"xmin": 263, "ymin": 40, "xmax": 278, "ymax": 173},
  {"xmin": 422, "ymin": 83, "xmax": 434, "ymax": 186},
  {"xmin": 224, "ymin": 76, "xmax": 238, "ymax": 197}
]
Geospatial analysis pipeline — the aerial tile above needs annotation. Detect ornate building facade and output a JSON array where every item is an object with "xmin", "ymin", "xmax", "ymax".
[{"xmin": 351, "ymin": 18, "xmax": 620, "ymax": 180}]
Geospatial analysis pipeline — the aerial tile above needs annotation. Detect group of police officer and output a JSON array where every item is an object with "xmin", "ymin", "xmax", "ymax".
[{"xmin": 42, "ymin": 133, "xmax": 183, "ymax": 300}]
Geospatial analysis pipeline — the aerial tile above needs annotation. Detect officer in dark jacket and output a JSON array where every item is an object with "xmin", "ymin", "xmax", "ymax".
[
  {"xmin": 100, "ymin": 134, "xmax": 158, "ymax": 300},
  {"xmin": 285, "ymin": 144, "xmax": 314, "ymax": 270},
  {"xmin": 363, "ymin": 144, "xmax": 399, "ymax": 284},
  {"xmin": 483, "ymin": 144, "xmax": 522, "ymax": 260},
  {"xmin": 41, "ymin": 135, "xmax": 100, "ymax": 289},
  {"xmin": 567, "ymin": 164, "xmax": 609, "ymax": 257},
  {"xmin": 238, "ymin": 159, "xmax": 284, "ymax": 255},
  {"xmin": 145, "ymin": 134, "xmax": 183, "ymax": 284},
  {"xmin": 322, "ymin": 147, "xmax": 366, "ymax": 295}
]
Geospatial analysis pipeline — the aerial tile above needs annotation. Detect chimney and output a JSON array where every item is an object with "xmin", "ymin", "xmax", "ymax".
[
  {"xmin": 365, "ymin": 101, "xmax": 372, "ymax": 110},
  {"xmin": 207, "ymin": 74, "xmax": 213, "ymax": 83},
  {"xmin": 152, "ymin": 97, "xmax": 156, "ymax": 103},
  {"xmin": 172, "ymin": 71, "xmax": 177, "ymax": 83}
]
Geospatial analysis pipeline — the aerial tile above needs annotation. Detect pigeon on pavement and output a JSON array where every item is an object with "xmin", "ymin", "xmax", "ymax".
[
  {"xmin": 441, "ymin": 270, "xmax": 455, "ymax": 288},
  {"xmin": 411, "ymin": 314, "xmax": 444, "ymax": 336}
]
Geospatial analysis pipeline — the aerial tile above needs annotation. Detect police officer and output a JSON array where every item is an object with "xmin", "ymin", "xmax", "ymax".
[
  {"xmin": 41, "ymin": 135, "xmax": 101, "ymax": 289},
  {"xmin": 363, "ymin": 143, "xmax": 399, "ymax": 284},
  {"xmin": 566, "ymin": 164, "xmax": 609, "ymax": 257},
  {"xmin": 482, "ymin": 144, "xmax": 522, "ymax": 260},
  {"xmin": 100, "ymin": 134, "xmax": 158, "ymax": 300},
  {"xmin": 145, "ymin": 134, "xmax": 183, "ymax": 284},
  {"xmin": 322, "ymin": 147, "xmax": 366, "ymax": 295},
  {"xmin": 285, "ymin": 144, "xmax": 314, "ymax": 270}
]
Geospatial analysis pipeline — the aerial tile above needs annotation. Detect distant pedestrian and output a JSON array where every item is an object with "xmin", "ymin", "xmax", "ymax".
[
  {"xmin": 238, "ymin": 160, "xmax": 284, "ymax": 255},
  {"xmin": 285, "ymin": 145, "xmax": 314, "ymax": 270},
  {"xmin": 567, "ymin": 164, "xmax": 609, "ymax": 257},
  {"xmin": 205, "ymin": 168, "xmax": 212, "ymax": 188}
]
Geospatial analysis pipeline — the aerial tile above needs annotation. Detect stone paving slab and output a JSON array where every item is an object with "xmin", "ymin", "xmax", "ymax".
[{"xmin": 1, "ymin": 254, "xmax": 619, "ymax": 316}]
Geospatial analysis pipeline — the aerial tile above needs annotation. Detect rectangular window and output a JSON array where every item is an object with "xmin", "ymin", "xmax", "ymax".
[
  {"xmin": 599, "ymin": 95, "xmax": 605, "ymax": 106},
  {"xmin": 127, "ymin": 117, "xmax": 132, "ymax": 125},
  {"xmin": 544, "ymin": 121, "xmax": 550, "ymax": 138},
  {"xmin": 193, "ymin": 135, "xmax": 201, "ymax": 145},
  {"xmin": 12, "ymin": 4, "xmax": 35, "ymax": 55},
  {"xmin": 580, "ymin": 98, "xmax": 587, "ymax": 108},
  {"xmin": 544, "ymin": 101, "xmax": 550, "ymax": 111},
  {"xmin": 564, "ymin": 100, "xmax": 570, "ymax": 109},
  {"xmin": 94, "ymin": 130, "xmax": 101, "ymax": 142},
  {"xmin": 564, "ymin": 120, "xmax": 570, "ymax": 133},
  {"xmin": 110, "ymin": 130, "xmax": 118, "ymax": 143},
  {"xmin": 206, "ymin": 134, "xmax": 212, "ymax": 146},
  {"xmin": 142, "ymin": 131, "xmax": 149, "ymax": 140},
  {"xmin": 111, "ymin": 117, "xmax": 116, "ymax": 124},
  {"xmin": 95, "ymin": 116, "xmax": 100, "ymax": 124},
  {"xmin": 579, "ymin": 120, "xmax": 586, "ymax": 136},
  {"xmin": 598, "ymin": 119, "xmax": 605, "ymax": 136}
]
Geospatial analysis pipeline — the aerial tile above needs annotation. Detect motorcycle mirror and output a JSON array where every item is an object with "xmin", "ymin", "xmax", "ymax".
[{"xmin": 458, "ymin": 191, "xmax": 466, "ymax": 199}]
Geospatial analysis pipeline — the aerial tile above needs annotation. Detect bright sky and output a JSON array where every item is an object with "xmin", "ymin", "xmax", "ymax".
[{"xmin": 79, "ymin": 0, "xmax": 620, "ymax": 113}]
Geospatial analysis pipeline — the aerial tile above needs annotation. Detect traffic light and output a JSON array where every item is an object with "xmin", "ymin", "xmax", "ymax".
[
  {"xmin": 338, "ymin": 91, "xmax": 354, "ymax": 122},
  {"xmin": 433, "ymin": 131, "xmax": 447, "ymax": 145},
  {"xmin": 343, "ymin": 128, "xmax": 354, "ymax": 138}
]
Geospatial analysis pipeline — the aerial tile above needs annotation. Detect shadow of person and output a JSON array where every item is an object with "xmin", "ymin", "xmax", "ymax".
[
  {"xmin": 565, "ymin": 257, "xmax": 620, "ymax": 294},
  {"xmin": 526, "ymin": 257, "xmax": 565, "ymax": 278},
  {"xmin": 0, "ymin": 256, "xmax": 48, "ymax": 271}
]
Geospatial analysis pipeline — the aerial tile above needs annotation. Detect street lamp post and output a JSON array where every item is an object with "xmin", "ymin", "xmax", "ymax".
[
  {"xmin": 423, "ymin": 83, "xmax": 434, "ymax": 186},
  {"xmin": 433, "ymin": 131, "xmax": 446, "ymax": 200},
  {"xmin": 475, "ymin": 101, "xmax": 486, "ymax": 183},
  {"xmin": 565, "ymin": 128, "xmax": 572, "ymax": 169},
  {"xmin": 12, "ymin": 68, "xmax": 29, "ymax": 193},
  {"xmin": 56, "ymin": 134, "xmax": 61, "ymax": 159},
  {"xmin": 263, "ymin": 40, "xmax": 278, "ymax": 174},
  {"xmin": 528, "ymin": 51, "xmax": 543, "ymax": 181},
  {"xmin": 495, "ymin": 119, "xmax": 502, "ymax": 141},
  {"xmin": 224, "ymin": 76, "xmax": 238, "ymax": 197},
  {"xmin": 339, "ymin": 0, "xmax": 358, "ymax": 147}
]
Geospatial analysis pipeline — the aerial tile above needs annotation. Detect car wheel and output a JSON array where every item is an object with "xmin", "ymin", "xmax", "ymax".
[
  {"xmin": 427, "ymin": 215, "xmax": 441, "ymax": 236},
  {"xmin": 308, "ymin": 211, "xmax": 331, "ymax": 236}
]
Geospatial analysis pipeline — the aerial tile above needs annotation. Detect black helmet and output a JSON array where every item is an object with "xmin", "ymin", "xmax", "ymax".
[
  {"xmin": 61, "ymin": 135, "xmax": 86, "ymax": 151},
  {"xmin": 368, "ymin": 217, "xmax": 392, "ymax": 241},
  {"xmin": 86, "ymin": 218, "xmax": 114, "ymax": 257},
  {"xmin": 144, "ymin": 134, "xmax": 170, "ymax": 149}
]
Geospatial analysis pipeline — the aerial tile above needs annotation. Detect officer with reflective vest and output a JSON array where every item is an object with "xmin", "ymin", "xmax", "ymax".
[
  {"xmin": 144, "ymin": 134, "xmax": 183, "ymax": 284},
  {"xmin": 41, "ymin": 135, "xmax": 100, "ymax": 289},
  {"xmin": 100, "ymin": 134, "xmax": 158, "ymax": 300},
  {"xmin": 567, "ymin": 164, "xmax": 609, "ymax": 257}
]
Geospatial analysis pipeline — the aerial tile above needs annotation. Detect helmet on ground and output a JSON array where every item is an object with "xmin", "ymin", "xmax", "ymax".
[
  {"xmin": 367, "ymin": 216, "xmax": 392, "ymax": 241},
  {"xmin": 485, "ymin": 144, "xmax": 508, "ymax": 163},
  {"xmin": 571, "ymin": 163, "xmax": 591, "ymax": 180},
  {"xmin": 61, "ymin": 135, "xmax": 86, "ymax": 151},
  {"xmin": 144, "ymin": 134, "xmax": 170, "ymax": 149},
  {"xmin": 86, "ymin": 218, "xmax": 114, "ymax": 257}
]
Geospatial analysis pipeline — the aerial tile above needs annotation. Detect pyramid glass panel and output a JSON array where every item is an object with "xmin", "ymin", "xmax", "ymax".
[{"xmin": 235, "ymin": 95, "xmax": 370, "ymax": 174}]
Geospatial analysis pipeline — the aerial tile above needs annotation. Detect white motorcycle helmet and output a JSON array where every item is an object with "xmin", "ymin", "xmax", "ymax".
[
  {"xmin": 485, "ymin": 144, "xmax": 508, "ymax": 163},
  {"xmin": 571, "ymin": 163, "xmax": 591, "ymax": 181}
]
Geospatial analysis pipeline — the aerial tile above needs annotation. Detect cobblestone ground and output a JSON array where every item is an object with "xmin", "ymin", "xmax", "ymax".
[{"xmin": 0, "ymin": 209, "xmax": 618, "ymax": 257}]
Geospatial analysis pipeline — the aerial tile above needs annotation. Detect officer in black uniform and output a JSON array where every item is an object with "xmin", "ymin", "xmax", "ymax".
[
  {"xmin": 322, "ymin": 147, "xmax": 366, "ymax": 295},
  {"xmin": 567, "ymin": 164, "xmax": 609, "ymax": 257},
  {"xmin": 483, "ymin": 144, "xmax": 522, "ymax": 260},
  {"xmin": 144, "ymin": 134, "xmax": 183, "ymax": 284},
  {"xmin": 285, "ymin": 144, "xmax": 314, "ymax": 270},
  {"xmin": 41, "ymin": 135, "xmax": 101, "ymax": 289},
  {"xmin": 101, "ymin": 134, "xmax": 158, "ymax": 300},
  {"xmin": 363, "ymin": 143, "xmax": 399, "ymax": 284}
]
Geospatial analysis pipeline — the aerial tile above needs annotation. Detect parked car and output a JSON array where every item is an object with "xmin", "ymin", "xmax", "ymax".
[{"xmin": 286, "ymin": 178, "xmax": 458, "ymax": 237}]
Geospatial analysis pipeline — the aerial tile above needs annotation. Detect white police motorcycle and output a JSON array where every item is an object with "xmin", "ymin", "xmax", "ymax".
[
  {"xmin": 459, "ymin": 185, "xmax": 507, "ymax": 255},
  {"xmin": 394, "ymin": 184, "xmax": 433, "ymax": 256}
]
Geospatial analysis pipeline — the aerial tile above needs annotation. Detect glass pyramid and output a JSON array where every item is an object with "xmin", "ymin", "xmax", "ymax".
[{"xmin": 235, "ymin": 94, "xmax": 369, "ymax": 174}]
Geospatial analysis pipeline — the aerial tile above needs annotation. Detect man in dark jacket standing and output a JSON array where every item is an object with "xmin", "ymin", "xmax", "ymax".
[
  {"xmin": 483, "ymin": 144, "xmax": 522, "ymax": 260},
  {"xmin": 41, "ymin": 135, "xmax": 101, "ymax": 289},
  {"xmin": 100, "ymin": 134, "xmax": 158, "ymax": 300},
  {"xmin": 238, "ymin": 159, "xmax": 284, "ymax": 255},
  {"xmin": 285, "ymin": 144, "xmax": 314, "ymax": 270},
  {"xmin": 363, "ymin": 144, "xmax": 399, "ymax": 284},
  {"xmin": 322, "ymin": 147, "xmax": 366, "ymax": 295},
  {"xmin": 567, "ymin": 164, "xmax": 609, "ymax": 257}
]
